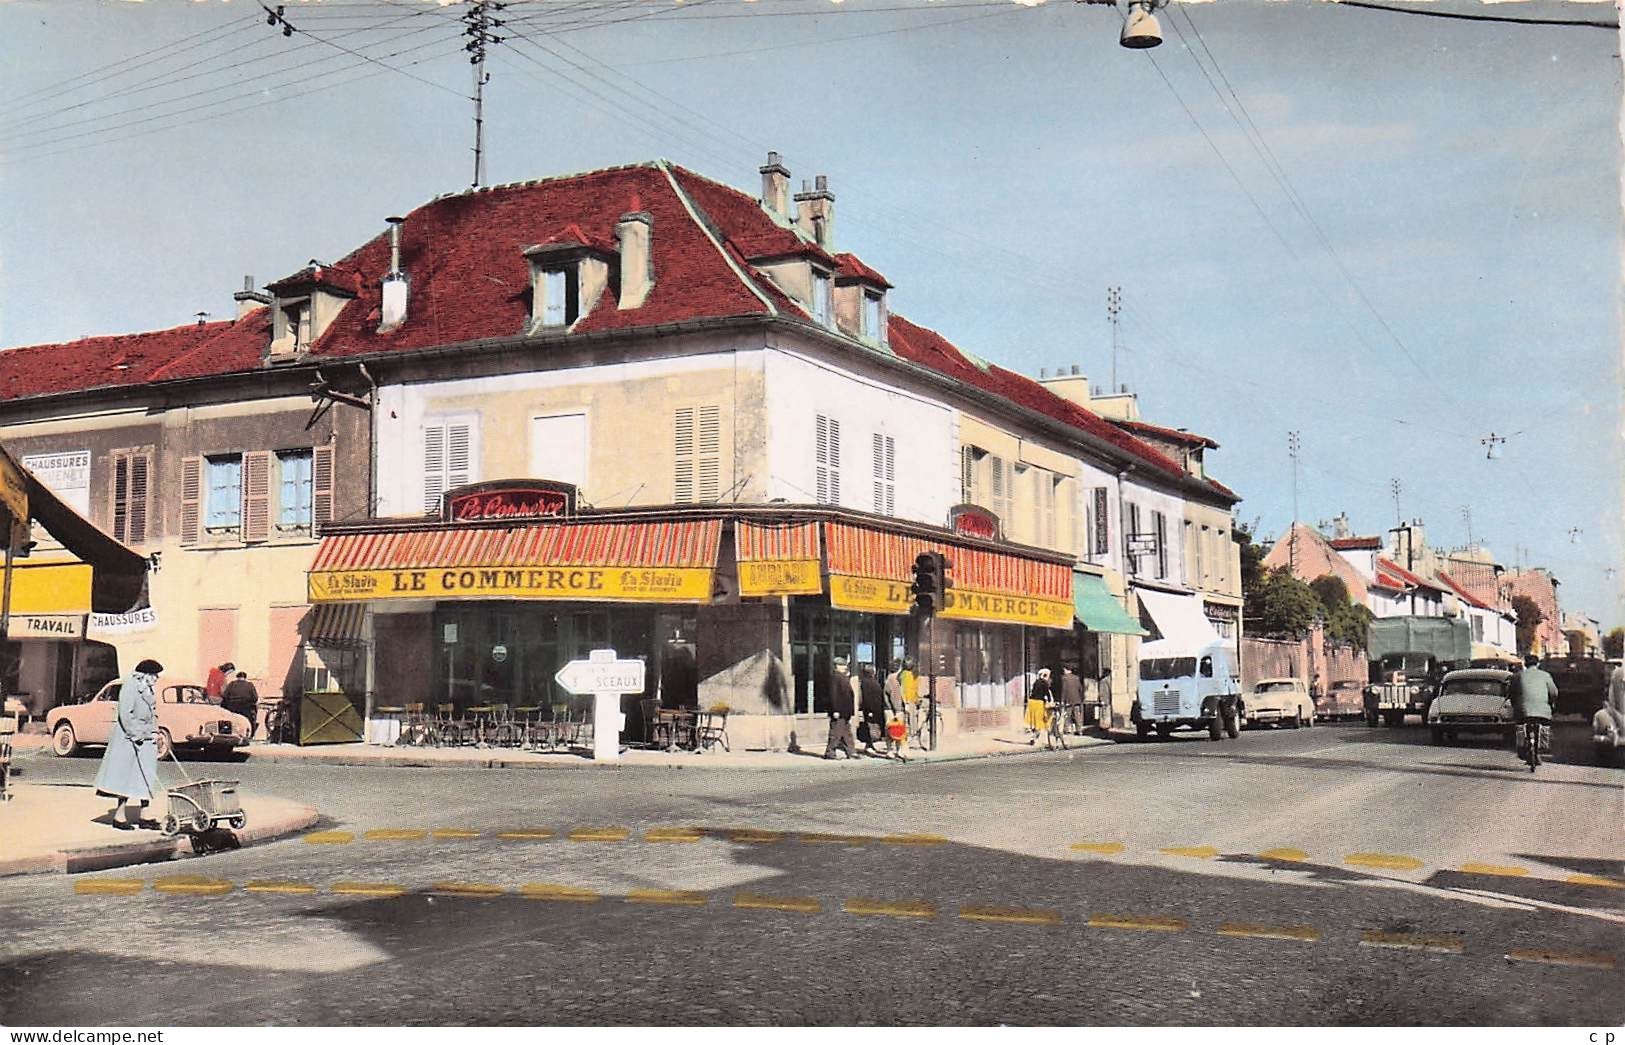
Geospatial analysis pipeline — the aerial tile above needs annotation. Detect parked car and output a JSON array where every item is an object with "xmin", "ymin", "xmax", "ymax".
[
  {"xmin": 1542, "ymin": 655, "xmax": 1610, "ymax": 716},
  {"xmin": 1593, "ymin": 665, "xmax": 1624, "ymax": 767},
  {"xmin": 47, "ymin": 681, "xmax": 251, "ymax": 759},
  {"xmin": 1242, "ymin": 678, "xmax": 1315, "ymax": 729},
  {"xmin": 1426, "ymin": 668, "xmax": 1514, "ymax": 745},
  {"xmin": 1315, "ymin": 680, "xmax": 1366, "ymax": 720}
]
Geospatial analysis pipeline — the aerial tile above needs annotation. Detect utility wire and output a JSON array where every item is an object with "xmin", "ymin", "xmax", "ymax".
[
  {"xmin": 1332, "ymin": 0, "xmax": 1617, "ymax": 30},
  {"xmin": 260, "ymin": 3, "xmax": 470, "ymax": 101}
]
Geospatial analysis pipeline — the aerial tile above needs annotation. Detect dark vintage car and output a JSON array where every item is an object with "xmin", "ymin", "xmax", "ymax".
[{"xmin": 1542, "ymin": 656, "xmax": 1609, "ymax": 716}]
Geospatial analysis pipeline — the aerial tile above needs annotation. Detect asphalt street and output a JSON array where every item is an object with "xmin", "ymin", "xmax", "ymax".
[{"xmin": 1, "ymin": 719, "xmax": 1620, "ymax": 1026}]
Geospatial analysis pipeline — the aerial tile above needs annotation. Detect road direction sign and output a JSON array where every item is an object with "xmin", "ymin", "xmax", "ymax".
[{"xmin": 555, "ymin": 649, "xmax": 646, "ymax": 695}]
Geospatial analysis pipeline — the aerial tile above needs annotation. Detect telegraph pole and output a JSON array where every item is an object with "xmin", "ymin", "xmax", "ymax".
[
  {"xmin": 1390, "ymin": 478, "xmax": 1402, "ymax": 527},
  {"xmin": 1287, "ymin": 431, "xmax": 1301, "ymax": 570},
  {"xmin": 463, "ymin": 1, "xmax": 505, "ymax": 189},
  {"xmin": 1107, "ymin": 285, "xmax": 1121, "ymax": 392}
]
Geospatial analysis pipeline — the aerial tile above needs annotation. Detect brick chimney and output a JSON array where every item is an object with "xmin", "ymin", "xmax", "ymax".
[
  {"xmin": 233, "ymin": 275, "xmax": 271, "ymax": 320},
  {"xmin": 794, "ymin": 175, "xmax": 834, "ymax": 248},
  {"xmin": 759, "ymin": 151, "xmax": 790, "ymax": 218},
  {"xmin": 615, "ymin": 210, "xmax": 654, "ymax": 310}
]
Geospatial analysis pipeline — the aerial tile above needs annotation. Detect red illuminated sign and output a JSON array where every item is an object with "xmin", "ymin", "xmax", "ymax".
[
  {"xmin": 948, "ymin": 503, "xmax": 1001, "ymax": 541},
  {"xmin": 443, "ymin": 480, "xmax": 577, "ymax": 523}
]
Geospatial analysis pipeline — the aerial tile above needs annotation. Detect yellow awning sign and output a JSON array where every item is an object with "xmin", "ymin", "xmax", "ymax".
[
  {"xmin": 309, "ymin": 566, "xmax": 714, "ymax": 604},
  {"xmin": 738, "ymin": 559, "xmax": 822, "ymax": 597},
  {"xmin": 0, "ymin": 451, "xmax": 28, "ymax": 534},
  {"xmin": 828, "ymin": 574, "xmax": 1072, "ymax": 629},
  {"xmin": 5, "ymin": 562, "xmax": 93, "ymax": 614}
]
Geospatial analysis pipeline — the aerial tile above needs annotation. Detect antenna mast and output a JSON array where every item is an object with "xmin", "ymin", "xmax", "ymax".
[
  {"xmin": 464, "ymin": 1, "xmax": 505, "ymax": 189},
  {"xmin": 1107, "ymin": 285, "xmax": 1121, "ymax": 391}
]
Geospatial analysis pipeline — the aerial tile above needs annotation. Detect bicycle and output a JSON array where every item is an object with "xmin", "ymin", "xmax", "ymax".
[
  {"xmin": 261, "ymin": 699, "xmax": 300, "ymax": 746},
  {"xmin": 1042, "ymin": 700, "xmax": 1068, "ymax": 751},
  {"xmin": 1517, "ymin": 717, "xmax": 1550, "ymax": 773}
]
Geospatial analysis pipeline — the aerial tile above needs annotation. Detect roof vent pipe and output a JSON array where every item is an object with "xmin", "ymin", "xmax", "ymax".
[{"xmin": 379, "ymin": 216, "xmax": 409, "ymax": 332}]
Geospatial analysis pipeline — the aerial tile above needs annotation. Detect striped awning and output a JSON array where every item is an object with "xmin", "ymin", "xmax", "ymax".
[
  {"xmin": 735, "ymin": 520, "xmax": 822, "ymax": 597},
  {"xmin": 824, "ymin": 522, "xmax": 1072, "ymax": 629},
  {"xmin": 305, "ymin": 602, "xmax": 367, "ymax": 649},
  {"xmin": 309, "ymin": 519, "xmax": 722, "ymax": 604}
]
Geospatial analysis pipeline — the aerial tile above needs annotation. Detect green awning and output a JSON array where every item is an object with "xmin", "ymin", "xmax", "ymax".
[{"xmin": 1074, "ymin": 571, "xmax": 1148, "ymax": 636}]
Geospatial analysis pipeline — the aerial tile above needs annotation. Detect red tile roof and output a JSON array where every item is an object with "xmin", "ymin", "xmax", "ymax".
[
  {"xmin": 1114, "ymin": 418, "xmax": 1219, "ymax": 450},
  {"xmin": 665, "ymin": 164, "xmax": 836, "ymax": 266},
  {"xmin": 1437, "ymin": 570, "xmax": 1491, "ymax": 610},
  {"xmin": 1330, "ymin": 536, "xmax": 1382, "ymax": 550},
  {"xmin": 834, "ymin": 252, "xmax": 892, "ymax": 288},
  {"xmin": 0, "ymin": 316, "xmax": 265, "ymax": 401},
  {"xmin": 1378, "ymin": 557, "xmax": 1448, "ymax": 593}
]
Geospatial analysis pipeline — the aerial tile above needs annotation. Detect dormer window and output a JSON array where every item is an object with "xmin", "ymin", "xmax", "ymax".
[
  {"xmin": 277, "ymin": 299, "xmax": 310, "ymax": 350},
  {"xmin": 862, "ymin": 291, "xmax": 886, "ymax": 345},
  {"xmin": 540, "ymin": 266, "xmax": 579, "ymax": 328},
  {"xmin": 812, "ymin": 271, "xmax": 832, "ymax": 328}
]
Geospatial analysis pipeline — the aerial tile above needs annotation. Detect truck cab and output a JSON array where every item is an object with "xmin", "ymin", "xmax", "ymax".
[
  {"xmin": 1134, "ymin": 641, "xmax": 1241, "ymax": 741},
  {"xmin": 1364, "ymin": 652, "xmax": 1444, "ymax": 726}
]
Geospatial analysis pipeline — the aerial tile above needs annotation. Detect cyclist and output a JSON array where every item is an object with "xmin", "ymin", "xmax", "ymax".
[{"xmin": 1510, "ymin": 653, "xmax": 1558, "ymax": 770}]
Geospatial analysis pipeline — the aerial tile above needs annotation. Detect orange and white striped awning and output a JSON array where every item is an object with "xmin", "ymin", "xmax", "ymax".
[
  {"xmin": 824, "ymin": 522, "xmax": 1072, "ymax": 629},
  {"xmin": 735, "ymin": 519, "xmax": 822, "ymax": 597},
  {"xmin": 309, "ymin": 520, "xmax": 722, "ymax": 604}
]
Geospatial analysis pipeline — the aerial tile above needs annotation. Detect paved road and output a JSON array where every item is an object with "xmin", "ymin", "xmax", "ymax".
[{"xmin": 2, "ymin": 719, "xmax": 1619, "ymax": 1026}]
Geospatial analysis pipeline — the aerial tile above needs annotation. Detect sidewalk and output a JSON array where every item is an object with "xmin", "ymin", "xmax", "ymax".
[
  {"xmin": 10, "ymin": 729, "xmax": 1113, "ymax": 772},
  {"xmin": 0, "ymin": 782, "xmax": 319, "ymax": 878}
]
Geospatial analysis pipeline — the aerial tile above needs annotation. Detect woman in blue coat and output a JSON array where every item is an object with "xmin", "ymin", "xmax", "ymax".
[{"xmin": 93, "ymin": 659, "xmax": 163, "ymax": 830}]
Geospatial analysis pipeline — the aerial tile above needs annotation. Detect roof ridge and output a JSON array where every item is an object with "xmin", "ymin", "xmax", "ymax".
[
  {"xmin": 665, "ymin": 161, "xmax": 814, "ymax": 244},
  {"xmin": 657, "ymin": 159, "xmax": 779, "ymax": 317}
]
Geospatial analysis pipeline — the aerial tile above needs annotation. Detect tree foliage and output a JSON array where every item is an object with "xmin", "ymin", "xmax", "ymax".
[
  {"xmin": 1237, "ymin": 521, "xmax": 1271, "ymax": 622},
  {"xmin": 1603, "ymin": 627, "xmax": 1624, "ymax": 660},
  {"xmin": 1511, "ymin": 594, "xmax": 1543, "ymax": 655},
  {"xmin": 1309, "ymin": 574, "xmax": 1373, "ymax": 646},
  {"xmin": 1256, "ymin": 567, "xmax": 1322, "ymax": 639}
]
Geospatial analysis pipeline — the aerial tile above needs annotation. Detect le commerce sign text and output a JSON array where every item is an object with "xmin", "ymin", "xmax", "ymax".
[{"xmin": 308, "ymin": 564, "xmax": 713, "ymax": 603}]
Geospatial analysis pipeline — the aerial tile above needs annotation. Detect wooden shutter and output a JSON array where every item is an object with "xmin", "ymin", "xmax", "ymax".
[
  {"xmin": 312, "ymin": 444, "xmax": 335, "ymax": 535},
  {"xmin": 697, "ymin": 405, "xmax": 720, "ymax": 502},
  {"xmin": 1093, "ymin": 487, "xmax": 1110, "ymax": 556},
  {"xmin": 816, "ymin": 414, "xmax": 841, "ymax": 506},
  {"xmin": 1126, "ymin": 503, "xmax": 1141, "ymax": 575},
  {"xmin": 128, "ymin": 451, "xmax": 150, "ymax": 544},
  {"xmin": 673, "ymin": 407, "xmax": 694, "ymax": 503},
  {"xmin": 1155, "ymin": 511, "xmax": 1168, "ymax": 578},
  {"xmin": 241, "ymin": 450, "xmax": 272, "ymax": 543},
  {"xmin": 109, "ymin": 452, "xmax": 130, "ymax": 543},
  {"xmin": 447, "ymin": 422, "xmax": 472, "ymax": 489},
  {"xmin": 423, "ymin": 425, "xmax": 445, "ymax": 515},
  {"xmin": 179, "ymin": 455, "xmax": 203, "ymax": 546},
  {"xmin": 961, "ymin": 446, "xmax": 976, "ymax": 503}
]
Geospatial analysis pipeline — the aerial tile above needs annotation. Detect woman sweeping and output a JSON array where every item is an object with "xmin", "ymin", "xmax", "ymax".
[{"xmin": 93, "ymin": 659, "xmax": 164, "ymax": 830}]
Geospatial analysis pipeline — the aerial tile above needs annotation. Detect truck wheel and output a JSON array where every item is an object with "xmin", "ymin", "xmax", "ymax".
[
  {"xmin": 1207, "ymin": 716, "xmax": 1222, "ymax": 741},
  {"xmin": 1383, "ymin": 713, "xmax": 1402, "ymax": 728},
  {"xmin": 1223, "ymin": 707, "xmax": 1240, "ymax": 739},
  {"xmin": 1365, "ymin": 710, "xmax": 1379, "ymax": 728},
  {"xmin": 1136, "ymin": 720, "xmax": 1152, "ymax": 739},
  {"xmin": 1155, "ymin": 723, "xmax": 1173, "ymax": 739}
]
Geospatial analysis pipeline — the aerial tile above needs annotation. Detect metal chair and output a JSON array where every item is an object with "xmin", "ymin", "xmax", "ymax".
[{"xmin": 694, "ymin": 708, "xmax": 730, "ymax": 753}]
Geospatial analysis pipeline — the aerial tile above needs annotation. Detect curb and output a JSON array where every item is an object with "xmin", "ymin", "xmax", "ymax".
[{"xmin": 0, "ymin": 797, "xmax": 320, "ymax": 878}]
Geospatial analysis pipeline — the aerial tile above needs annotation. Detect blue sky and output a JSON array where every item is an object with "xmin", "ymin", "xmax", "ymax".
[{"xmin": 1, "ymin": 0, "xmax": 1619, "ymax": 627}]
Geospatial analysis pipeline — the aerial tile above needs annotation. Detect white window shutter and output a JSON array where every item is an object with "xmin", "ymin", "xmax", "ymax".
[
  {"xmin": 447, "ymin": 423, "xmax": 472, "ymax": 489},
  {"xmin": 423, "ymin": 425, "xmax": 446, "ymax": 516},
  {"xmin": 697, "ymin": 405, "xmax": 721, "ymax": 501},
  {"xmin": 674, "ymin": 407, "xmax": 695, "ymax": 503}
]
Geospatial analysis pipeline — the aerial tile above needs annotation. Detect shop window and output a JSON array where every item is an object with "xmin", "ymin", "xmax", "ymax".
[
  {"xmin": 423, "ymin": 417, "xmax": 476, "ymax": 516},
  {"xmin": 108, "ymin": 448, "xmax": 152, "ymax": 545},
  {"xmin": 815, "ymin": 414, "xmax": 841, "ymax": 505},
  {"xmin": 871, "ymin": 432, "xmax": 895, "ymax": 516},
  {"xmin": 205, "ymin": 455, "xmax": 242, "ymax": 533},
  {"xmin": 674, "ymin": 405, "xmax": 720, "ymax": 503}
]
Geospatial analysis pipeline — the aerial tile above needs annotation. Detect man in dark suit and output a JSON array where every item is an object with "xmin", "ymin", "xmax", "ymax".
[{"xmin": 823, "ymin": 657, "xmax": 858, "ymax": 760}]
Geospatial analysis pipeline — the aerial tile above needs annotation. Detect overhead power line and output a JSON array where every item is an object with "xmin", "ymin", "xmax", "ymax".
[{"xmin": 1332, "ymin": 0, "xmax": 1617, "ymax": 30}]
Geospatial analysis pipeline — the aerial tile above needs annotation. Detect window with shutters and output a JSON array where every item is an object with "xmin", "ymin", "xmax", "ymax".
[
  {"xmin": 815, "ymin": 414, "xmax": 841, "ymax": 506},
  {"xmin": 276, "ymin": 450, "xmax": 313, "ymax": 530},
  {"xmin": 1191, "ymin": 521, "xmax": 1204, "ymax": 587},
  {"xmin": 812, "ymin": 273, "xmax": 833, "ymax": 328},
  {"xmin": 423, "ymin": 417, "xmax": 476, "ymax": 516},
  {"xmin": 871, "ymin": 433, "xmax": 895, "ymax": 516},
  {"xmin": 311, "ymin": 444, "xmax": 335, "ymax": 535},
  {"xmin": 1092, "ymin": 487, "xmax": 1110, "ymax": 558},
  {"xmin": 241, "ymin": 451, "xmax": 272, "ymax": 543},
  {"xmin": 962, "ymin": 446, "xmax": 980, "ymax": 503},
  {"xmin": 108, "ymin": 449, "xmax": 152, "ymax": 545},
  {"xmin": 1126, "ymin": 502, "xmax": 1142, "ymax": 575},
  {"xmin": 205, "ymin": 455, "xmax": 243, "ymax": 533},
  {"xmin": 1154, "ymin": 510, "xmax": 1168, "ymax": 578},
  {"xmin": 988, "ymin": 454, "xmax": 1010, "ymax": 523},
  {"xmin": 674, "ymin": 405, "xmax": 721, "ymax": 504},
  {"xmin": 539, "ymin": 266, "xmax": 579, "ymax": 328},
  {"xmin": 862, "ymin": 292, "xmax": 886, "ymax": 345}
]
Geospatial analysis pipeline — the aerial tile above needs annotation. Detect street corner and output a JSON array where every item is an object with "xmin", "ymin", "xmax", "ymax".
[{"xmin": 0, "ymin": 782, "xmax": 319, "ymax": 878}]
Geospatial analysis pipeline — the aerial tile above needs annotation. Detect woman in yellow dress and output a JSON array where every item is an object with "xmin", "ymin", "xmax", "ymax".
[{"xmin": 1025, "ymin": 668, "xmax": 1053, "ymax": 744}]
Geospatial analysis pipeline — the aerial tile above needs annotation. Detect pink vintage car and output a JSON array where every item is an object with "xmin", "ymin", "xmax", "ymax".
[{"xmin": 48, "ymin": 681, "xmax": 252, "ymax": 759}]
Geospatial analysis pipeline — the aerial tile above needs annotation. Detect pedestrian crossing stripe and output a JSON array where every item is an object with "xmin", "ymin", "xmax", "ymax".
[
  {"xmin": 1087, "ymin": 914, "xmax": 1188, "ymax": 932},
  {"xmin": 959, "ymin": 904, "xmax": 1061, "ymax": 925},
  {"xmin": 520, "ymin": 883, "xmax": 601, "ymax": 902},
  {"xmin": 626, "ymin": 888, "xmax": 708, "ymax": 906},
  {"xmin": 364, "ymin": 829, "xmax": 427, "ymax": 841},
  {"xmin": 73, "ymin": 879, "xmax": 144, "ymax": 895},
  {"xmin": 734, "ymin": 892, "xmax": 821, "ymax": 913},
  {"xmin": 1217, "ymin": 922, "xmax": 1320, "ymax": 942},
  {"xmin": 843, "ymin": 898, "xmax": 936, "ymax": 919},
  {"xmin": 1358, "ymin": 930, "xmax": 1463, "ymax": 954},
  {"xmin": 1345, "ymin": 852, "xmax": 1424, "ymax": 871}
]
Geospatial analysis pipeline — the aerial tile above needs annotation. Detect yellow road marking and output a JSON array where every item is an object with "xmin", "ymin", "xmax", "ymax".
[
  {"xmin": 303, "ymin": 830, "xmax": 354, "ymax": 844},
  {"xmin": 1161, "ymin": 845, "xmax": 1218, "ymax": 860},
  {"xmin": 73, "ymin": 879, "xmax": 144, "ymax": 896},
  {"xmin": 881, "ymin": 833, "xmax": 947, "ymax": 846},
  {"xmin": 728, "ymin": 829, "xmax": 784, "ymax": 844},
  {"xmin": 153, "ymin": 875, "xmax": 232, "ymax": 896},
  {"xmin": 1565, "ymin": 873, "xmax": 1625, "ymax": 890},
  {"xmin": 495, "ymin": 829, "xmax": 555, "ymax": 841},
  {"xmin": 1459, "ymin": 862, "xmax": 1529, "ymax": 878},
  {"xmin": 568, "ymin": 826, "xmax": 630, "ymax": 842},
  {"xmin": 330, "ymin": 881, "xmax": 407, "ymax": 898},
  {"xmin": 1345, "ymin": 852, "xmax": 1424, "ymax": 871},
  {"xmin": 364, "ymin": 829, "xmax": 426, "ymax": 842},
  {"xmin": 733, "ymin": 892, "xmax": 822, "ymax": 914},
  {"xmin": 430, "ymin": 881, "xmax": 506, "ymax": 897},
  {"xmin": 1070, "ymin": 841, "xmax": 1125, "ymax": 855},
  {"xmin": 843, "ymin": 898, "xmax": 936, "ymax": 919},
  {"xmin": 431, "ymin": 828, "xmax": 481, "ymax": 840},
  {"xmin": 1258, "ymin": 848, "xmax": 1310, "ymax": 863},
  {"xmin": 644, "ymin": 827, "xmax": 705, "ymax": 843},
  {"xmin": 520, "ymin": 883, "xmax": 601, "ymax": 903},
  {"xmin": 1088, "ymin": 913, "xmax": 1188, "ymax": 933},
  {"xmin": 800, "ymin": 832, "xmax": 872, "ymax": 845},
  {"xmin": 959, "ymin": 904, "xmax": 1061, "ymax": 926},
  {"xmin": 1505, "ymin": 948, "xmax": 1616, "ymax": 971},
  {"xmin": 243, "ymin": 880, "xmax": 318, "ymax": 895},
  {"xmin": 626, "ymin": 888, "xmax": 708, "ymax": 906},
  {"xmin": 1217, "ymin": 922, "xmax": 1321, "ymax": 942},
  {"xmin": 1358, "ymin": 930, "xmax": 1464, "ymax": 954}
]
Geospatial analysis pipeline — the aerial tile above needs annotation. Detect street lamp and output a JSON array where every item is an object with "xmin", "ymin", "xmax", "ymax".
[{"xmin": 1120, "ymin": 0, "xmax": 1165, "ymax": 49}]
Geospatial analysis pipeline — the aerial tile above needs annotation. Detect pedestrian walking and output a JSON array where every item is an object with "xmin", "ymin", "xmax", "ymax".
[
  {"xmin": 221, "ymin": 671, "xmax": 260, "ymax": 739},
  {"xmin": 858, "ymin": 664, "xmax": 887, "ymax": 757},
  {"xmin": 1060, "ymin": 665, "xmax": 1085, "ymax": 734},
  {"xmin": 900, "ymin": 657, "xmax": 922, "ymax": 747},
  {"xmin": 1025, "ymin": 668, "xmax": 1053, "ymax": 744},
  {"xmin": 204, "ymin": 661, "xmax": 235, "ymax": 705},
  {"xmin": 93, "ymin": 659, "xmax": 164, "ymax": 830},
  {"xmin": 823, "ymin": 657, "xmax": 858, "ymax": 760}
]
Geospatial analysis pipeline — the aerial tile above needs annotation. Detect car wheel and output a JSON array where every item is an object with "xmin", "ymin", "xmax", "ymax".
[
  {"xmin": 154, "ymin": 729, "xmax": 173, "ymax": 761},
  {"xmin": 162, "ymin": 814, "xmax": 180, "ymax": 837},
  {"xmin": 51, "ymin": 722, "xmax": 79, "ymax": 757},
  {"xmin": 1290, "ymin": 710, "xmax": 1303, "ymax": 729},
  {"xmin": 1365, "ymin": 710, "xmax": 1379, "ymax": 728}
]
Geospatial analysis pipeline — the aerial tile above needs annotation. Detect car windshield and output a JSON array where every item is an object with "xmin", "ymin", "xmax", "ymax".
[
  {"xmin": 1256, "ymin": 682, "xmax": 1297, "ymax": 693},
  {"xmin": 1141, "ymin": 657, "xmax": 1197, "ymax": 681},
  {"xmin": 1381, "ymin": 654, "xmax": 1433, "ymax": 673},
  {"xmin": 1443, "ymin": 679, "xmax": 1506, "ymax": 697},
  {"xmin": 167, "ymin": 688, "xmax": 209, "ymax": 704}
]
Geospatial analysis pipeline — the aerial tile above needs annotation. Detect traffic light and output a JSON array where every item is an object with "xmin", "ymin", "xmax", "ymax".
[{"xmin": 911, "ymin": 552, "xmax": 954, "ymax": 615}]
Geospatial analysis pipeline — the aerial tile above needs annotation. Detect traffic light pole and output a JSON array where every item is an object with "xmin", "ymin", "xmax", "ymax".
[{"xmin": 927, "ymin": 611, "xmax": 938, "ymax": 752}]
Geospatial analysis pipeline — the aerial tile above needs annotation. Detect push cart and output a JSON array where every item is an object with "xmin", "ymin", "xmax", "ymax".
[{"xmin": 159, "ymin": 744, "xmax": 246, "ymax": 836}]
